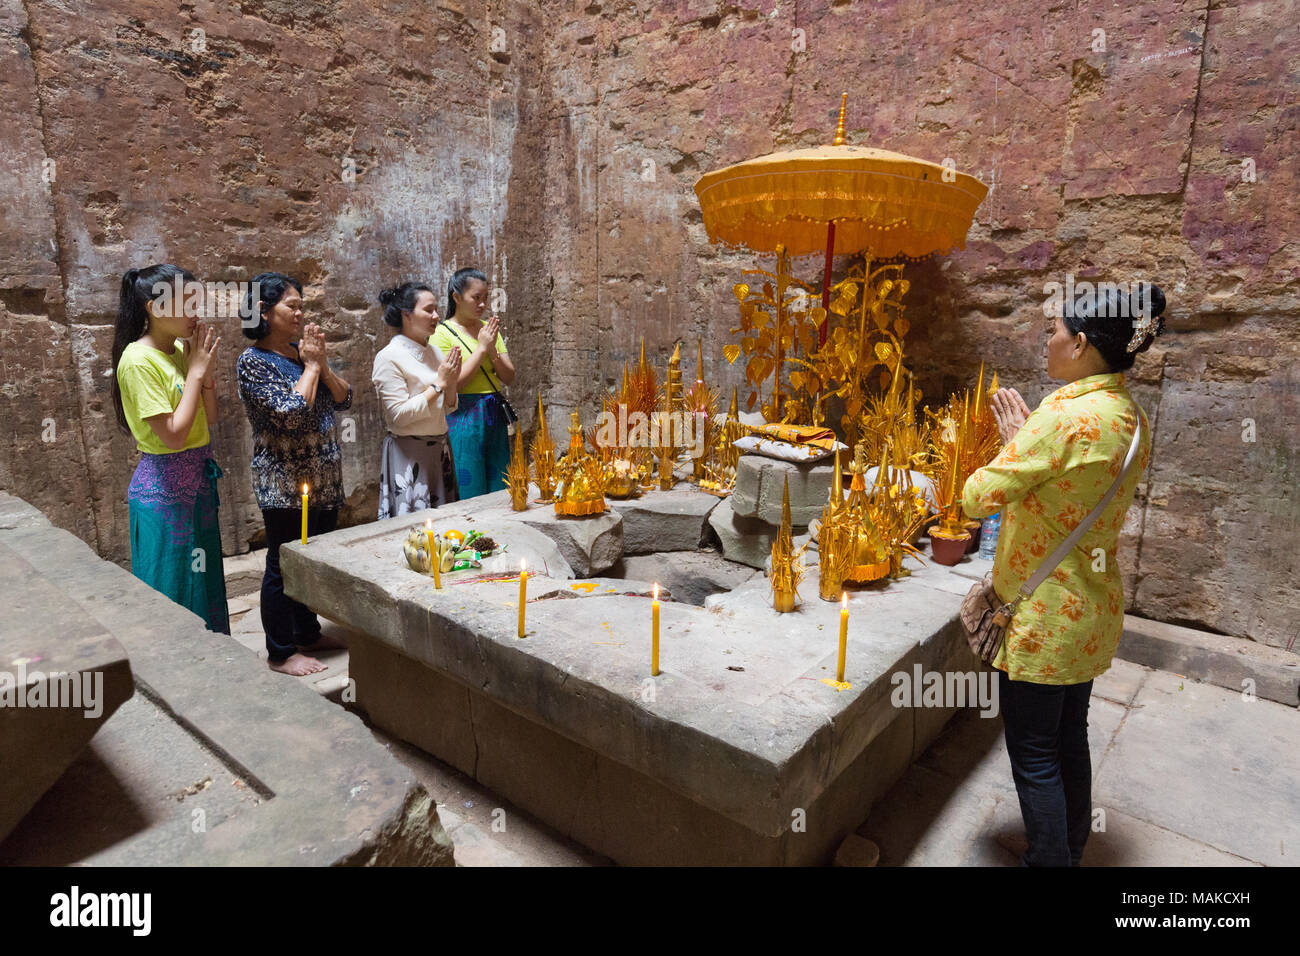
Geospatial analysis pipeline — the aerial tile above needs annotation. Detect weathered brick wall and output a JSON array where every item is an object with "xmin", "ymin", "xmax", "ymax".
[
  {"xmin": 2, "ymin": 0, "xmax": 1296, "ymax": 649},
  {"xmin": 1, "ymin": 0, "xmax": 551, "ymax": 561}
]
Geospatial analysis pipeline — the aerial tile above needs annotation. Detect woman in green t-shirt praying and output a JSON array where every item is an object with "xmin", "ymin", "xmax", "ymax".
[
  {"xmin": 430, "ymin": 267, "xmax": 517, "ymax": 498},
  {"xmin": 110, "ymin": 264, "xmax": 230, "ymax": 633}
]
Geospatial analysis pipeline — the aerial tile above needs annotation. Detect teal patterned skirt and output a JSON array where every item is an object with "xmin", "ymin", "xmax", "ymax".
[
  {"xmin": 446, "ymin": 392, "xmax": 512, "ymax": 499},
  {"xmin": 127, "ymin": 444, "xmax": 231, "ymax": 634}
]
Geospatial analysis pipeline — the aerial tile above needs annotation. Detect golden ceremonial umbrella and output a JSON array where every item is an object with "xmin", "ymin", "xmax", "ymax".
[{"xmin": 694, "ymin": 95, "xmax": 988, "ymax": 343}]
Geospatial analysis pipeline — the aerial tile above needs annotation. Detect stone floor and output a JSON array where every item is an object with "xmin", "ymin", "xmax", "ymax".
[{"xmin": 227, "ymin": 552, "xmax": 1298, "ymax": 867}]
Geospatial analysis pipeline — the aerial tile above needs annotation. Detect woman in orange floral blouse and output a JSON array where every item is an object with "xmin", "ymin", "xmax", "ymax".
[{"xmin": 962, "ymin": 282, "xmax": 1167, "ymax": 866}]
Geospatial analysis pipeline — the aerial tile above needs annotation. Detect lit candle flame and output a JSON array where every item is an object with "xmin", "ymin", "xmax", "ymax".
[
  {"xmin": 521, "ymin": 558, "xmax": 526, "ymax": 572},
  {"xmin": 303, "ymin": 483, "xmax": 308, "ymax": 494},
  {"xmin": 425, "ymin": 518, "xmax": 432, "ymax": 530},
  {"xmin": 653, "ymin": 582, "xmax": 659, "ymax": 601},
  {"xmin": 842, "ymin": 592, "xmax": 847, "ymax": 609}
]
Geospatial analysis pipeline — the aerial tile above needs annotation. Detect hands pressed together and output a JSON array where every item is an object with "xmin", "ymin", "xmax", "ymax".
[
  {"xmin": 185, "ymin": 322, "xmax": 221, "ymax": 388},
  {"xmin": 435, "ymin": 347, "xmax": 462, "ymax": 392},
  {"xmin": 477, "ymin": 315, "xmax": 501, "ymax": 352},
  {"xmin": 297, "ymin": 322, "xmax": 328, "ymax": 368},
  {"xmin": 991, "ymin": 387, "xmax": 1033, "ymax": 445}
]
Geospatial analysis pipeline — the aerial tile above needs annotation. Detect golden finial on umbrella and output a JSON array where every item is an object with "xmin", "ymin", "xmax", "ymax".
[{"xmin": 831, "ymin": 91, "xmax": 848, "ymax": 147}]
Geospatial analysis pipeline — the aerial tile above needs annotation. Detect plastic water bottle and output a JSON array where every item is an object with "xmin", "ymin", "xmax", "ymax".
[{"xmin": 978, "ymin": 513, "xmax": 1001, "ymax": 560}]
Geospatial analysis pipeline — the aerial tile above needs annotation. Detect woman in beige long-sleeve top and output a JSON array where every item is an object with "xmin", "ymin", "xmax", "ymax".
[{"xmin": 371, "ymin": 282, "xmax": 462, "ymax": 518}]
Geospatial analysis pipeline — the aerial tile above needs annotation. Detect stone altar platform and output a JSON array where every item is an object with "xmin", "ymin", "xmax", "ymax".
[{"xmin": 282, "ymin": 486, "xmax": 981, "ymax": 865}]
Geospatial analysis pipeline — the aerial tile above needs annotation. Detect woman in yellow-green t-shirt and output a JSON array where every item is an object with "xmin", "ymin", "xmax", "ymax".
[
  {"xmin": 110, "ymin": 264, "xmax": 230, "ymax": 633},
  {"xmin": 962, "ymin": 281, "xmax": 1166, "ymax": 867},
  {"xmin": 430, "ymin": 267, "xmax": 517, "ymax": 498}
]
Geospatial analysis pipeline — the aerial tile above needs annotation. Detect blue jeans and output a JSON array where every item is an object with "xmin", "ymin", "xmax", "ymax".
[{"xmin": 998, "ymin": 670, "xmax": 1094, "ymax": 866}]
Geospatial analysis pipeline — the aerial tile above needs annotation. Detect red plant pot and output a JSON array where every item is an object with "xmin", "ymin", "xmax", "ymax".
[{"xmin": 930, "ymin": 530, "xmax": 972, "ymax": 566}]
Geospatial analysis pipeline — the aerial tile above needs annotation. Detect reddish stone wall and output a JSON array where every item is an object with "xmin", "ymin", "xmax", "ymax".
[
  {"xmin": 537, "ymin": 0, "xmax": 1299, "ymax": 650},
  {"xmin": 0, "ymin": 0, "xmax": 551, "ymax": 561},
  {"xmin": 1, "ymin": 0, "xmax": 1296, "ymax": 649}
]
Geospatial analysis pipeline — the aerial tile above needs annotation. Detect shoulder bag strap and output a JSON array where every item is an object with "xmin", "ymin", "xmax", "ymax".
[{"xmin": 1015, "ymin": 414, "xmax": 1143, "ymax": 602}]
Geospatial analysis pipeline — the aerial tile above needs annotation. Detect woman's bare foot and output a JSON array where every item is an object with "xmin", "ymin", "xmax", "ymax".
[
  {"xmin": 295, "ymin": 632, "xmax": 348, "ymax": 652},
  {"xmin": 269, "ymin": 652, "xmax": 328, "ymax": 677}
]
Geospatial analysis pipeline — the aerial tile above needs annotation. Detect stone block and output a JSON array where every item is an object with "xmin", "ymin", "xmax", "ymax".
[
  {"xmin": 608, "ymin": 487, "xmax": 719, "ymax": 555},
  {"xmin": 520, "ymin": 510, "xmax": 623, "ymax": 578},
  {"xmin": 732, "ymin": 454, "xmax": 834, "ymax": 527},
  {"xmin": 834, "ymin": 834, "xmax": 881, "ymax": 867},
  {"xmin": 707, "ymin": 498, "xmax": 788, "ymax": 571},
  {"xmin": 1117, "ymin": 615, "xmax": 1300, "ymax": 707},
  {"xmin": 0, "ymin": 544, "xmax": 133, "ymax": 843}
]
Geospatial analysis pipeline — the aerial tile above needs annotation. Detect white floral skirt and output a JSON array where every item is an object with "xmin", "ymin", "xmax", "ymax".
[{"xmin": 377, "ymin": 432, "xmax": 459, "ymax": 520}]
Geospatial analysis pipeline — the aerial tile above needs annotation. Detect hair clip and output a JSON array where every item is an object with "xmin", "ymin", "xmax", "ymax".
[{"xmin": 1126, "ymin": 311, "xmax": 1157, "ymax": 352}]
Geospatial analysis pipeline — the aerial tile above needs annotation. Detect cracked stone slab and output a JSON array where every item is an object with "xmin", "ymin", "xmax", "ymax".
[
  {"xmin": 0, "ymin": 494, "xmax": 454, "ymax": 866},
  {"xmin": 608, "ymin": 486, "xmax": 720, "ymax": 555}
]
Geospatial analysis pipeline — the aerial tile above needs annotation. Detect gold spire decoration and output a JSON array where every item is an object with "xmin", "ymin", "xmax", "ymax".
[
  {"xmin": 682, "ymin": 339, "xmax": 718, "ymax": 483},
  {"xmin": 843, "ymin": 443, "xmax": 891, "ymax": 583},
  {"xmin": 655, "ymin": 375, "xmax": 676, "ymax": 491},
  {"xmin": 868, "ymin": 449, "xmax": 929, "ymax": 578},
  {"xmin": 769, "ymin": 476, "xmax": 805, "ymax": 612},
  {"xmin": 506, "ymin": 424, "xmax": 529, "ymax": 511},
  {"xmin": 555, "ymin": 410, "xmax": 608, "ymax": 516},
  {"xmin": 530, "ymin": 395, "xmax": 557, "ymax": 502},
  {"xmin": 818, "ymin": 444, "xmax": 853, "ymax": 600}
]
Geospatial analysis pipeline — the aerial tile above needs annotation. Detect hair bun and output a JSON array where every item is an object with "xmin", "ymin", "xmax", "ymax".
[{"xmin": 378, "ymin": 287, "xmax": 399, "ymax": 307}]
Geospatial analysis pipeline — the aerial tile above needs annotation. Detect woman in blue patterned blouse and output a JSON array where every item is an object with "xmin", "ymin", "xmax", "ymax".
[{"xmin": 236, "ymin": 272, "xmax": 353, "ymax": 677}]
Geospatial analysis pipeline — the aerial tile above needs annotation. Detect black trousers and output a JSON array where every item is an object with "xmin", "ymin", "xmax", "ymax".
[
  {"xmin": 260, "ymin": 507, "xmax": 338, "ymax": 663},
  {"xmin": 999, "ymin": 670, "xmax": 1095, "ymax": 866}
]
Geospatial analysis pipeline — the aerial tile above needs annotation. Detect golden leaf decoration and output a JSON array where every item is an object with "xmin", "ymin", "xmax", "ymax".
[
  {"xmin": 741, "ymin": 336, "xmax": 758, "ymax": 355},
  {"xmin": 879, "ymin": 369, "xmax": 891, "ymax": 389},
  {"xmin": 894, "ymin": 318, "xmax": 910, "ymax": 338},
  {"xmin": 723, "ymin": 344, "xmax": 741, "ymax": 365},
  {"xmin": 733, "ymin": 283, "xmax": 750, "ymax": 301},
  {"xmin": 746, "ymin": 391, "xmax": 758, "ymax": 411},
  {"xmin": 874, "ymin": 342, "xmax": 894, "ymax": 364}
]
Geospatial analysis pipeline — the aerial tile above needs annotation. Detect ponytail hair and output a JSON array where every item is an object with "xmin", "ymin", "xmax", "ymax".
[
  {"xmin": 445, "ymin": 267, "xmax": 487, "ymax": 320},
  {"xmin": 111, "ymin": 263, "xmax": 195, "ymax": 434},
  {"xmin": 378, "ymin": 281, "xmax": 433, "ymax": 328}
]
